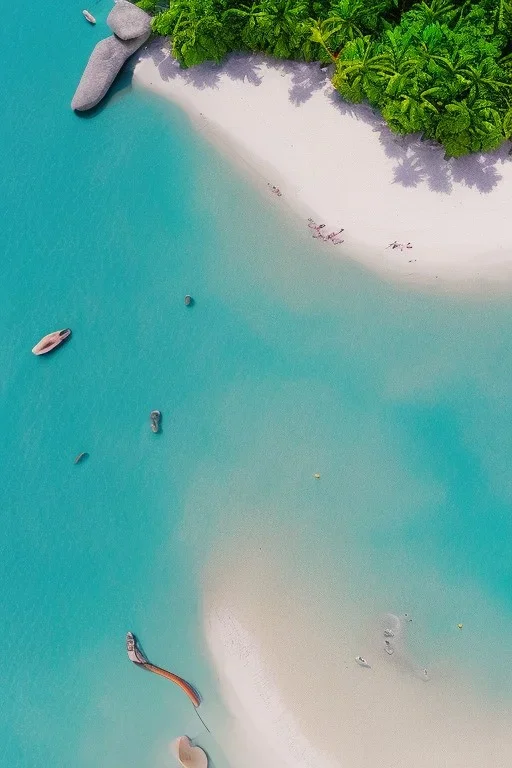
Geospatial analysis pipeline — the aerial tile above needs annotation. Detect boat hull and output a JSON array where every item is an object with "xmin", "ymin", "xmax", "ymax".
[{"xmin": 32, "ymin": 329, "xmax": 71, "ymax": 355}]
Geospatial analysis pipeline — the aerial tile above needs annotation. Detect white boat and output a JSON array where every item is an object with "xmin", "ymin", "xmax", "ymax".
[
  {"xmin": 32, "ymin": 328, "xmax": 71, "ymax": 356},
  {"xmin": 126, "ymin": 632, "xmax": 149, "ymax": 665},
  {"xmin": 355, "ymin": 656, "xmax": 371, "ymax": 668},
  {"xmin": 172, "ymin": 736, "xmax": 208, "ymax": 768},
  {"xmin": 82, "ymin": 9, "xmax": 96, "ymax": 24}
]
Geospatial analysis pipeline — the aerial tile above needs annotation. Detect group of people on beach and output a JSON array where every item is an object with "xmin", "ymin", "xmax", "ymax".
[
  {"xmin": 268, "ymin": 190, "xmax": 414, "ymax": 254},
  {"xmin": 308, "ymin": 219, "xmax": 344, "ymax": 245},
  {"xmin": 387, "ymin": 240, "xmax": 413, "ymax": 251}
]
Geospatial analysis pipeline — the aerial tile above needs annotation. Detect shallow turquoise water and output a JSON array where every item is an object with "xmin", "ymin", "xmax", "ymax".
[{"xmin": 2, "ymin": 1, "xmax": 512, "ymax": 766}]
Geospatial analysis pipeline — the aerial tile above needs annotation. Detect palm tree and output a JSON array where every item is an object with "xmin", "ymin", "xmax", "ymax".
[
  {"xmin": 233, "ymin": 0, "xmax": 310, "ymax": 58},
  {"xmin": 435, "ymin": 96, "xmax": 503, "ymax": 156},
  {"xmin": 158, "ymin": 0, "xmax": 235, "ymax": 67},
  {"xmin": 323, "ymin": 0, "xmax": 365, "ymax": 45},
  {"xmin": 376, "ymin": 26, "xmax": 423, "ymax": 102},
  {"xmin": 333, "ymin": 36, "xmax": 391, "ymax": 103},
  {"xmin": 459, "ymin": 58, "xmax": 512, "ymax": 102},
  {"xmin": 430, "ymin": 50, "xmax": 512, "ymax": 102},
  {"xmin": 405, "ymin": 0, "xmax": 458, "ymax": 26},
  {"xmin": 382, "ymin": 94, "xmax": 428, "ymax": 133},
  {"xmin": 493, "ymin": 0, "xmax": 512, "ymax": 35},
  {"xmin": 308, "ymin": 19, "xmax": 339, "ymax": 63}
]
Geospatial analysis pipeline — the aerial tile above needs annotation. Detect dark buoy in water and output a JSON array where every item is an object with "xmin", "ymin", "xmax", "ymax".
[
  {"xmin": 150, "ymin": 410, "xmax": 161, "ymax": 434},
  {"xmin": 184, "ymin": 295, "xmax": 194, "ymax": 306}
]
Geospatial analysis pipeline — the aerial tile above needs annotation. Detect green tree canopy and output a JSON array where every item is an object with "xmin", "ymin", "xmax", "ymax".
[{"xmin": 149, "ymin": 0, "xmax": 512, "ymax": 156}]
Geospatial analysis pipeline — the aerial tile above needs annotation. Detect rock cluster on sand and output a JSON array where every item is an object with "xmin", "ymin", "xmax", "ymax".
[{"xmin": 71, "ymin": 1, "xmax": 151, "ymax": 112}]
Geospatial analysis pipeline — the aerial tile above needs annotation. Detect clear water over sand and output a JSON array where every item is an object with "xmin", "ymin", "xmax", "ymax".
[{"xmin": 2, "ymin": 1, "xmax": 512, "ymax": 766}]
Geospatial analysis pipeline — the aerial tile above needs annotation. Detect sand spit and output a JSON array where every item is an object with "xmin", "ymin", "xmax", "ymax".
[
  {"xmin": 133, "ymin": 43, "xmax": 512, "ymax": 292},
  {"xmin": 203, "ymin": 552, "xmax": 512, "ymax": 768}
]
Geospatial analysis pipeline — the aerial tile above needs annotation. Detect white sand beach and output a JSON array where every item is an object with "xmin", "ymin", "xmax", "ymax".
[
  {"xmin": 133, "ymin": 42, "xmax": 512, "ymax": 291},
  {"xmin": 203, "ymin": 544, "xmax": 512, "ymax": 768}
]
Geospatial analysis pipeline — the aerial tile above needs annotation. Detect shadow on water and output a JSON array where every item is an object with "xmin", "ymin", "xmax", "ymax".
[{"xmin": 72, "ymin": 62, "xmax": 136, "ymax": 119}]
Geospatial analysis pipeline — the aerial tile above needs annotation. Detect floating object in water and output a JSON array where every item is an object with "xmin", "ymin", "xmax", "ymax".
[
  {"xmin": 126, "ymin": 632, "xmax": 201, "ymax": 707},
  {"xmin": 184, "ymin": 295, "xmax": 194, "ymax": 306},
  {"xmin": 126, "ymin": 631, "xmax": 149, "ymax": 665},
  {"xmin": 313, "ymin": 473, "xmax": 320, "ymax": 479},
  {"xmin": 422, "ymin": 668, "xmax": 430, "ymax": 681},
  {"xmin": 82, "ymin": 9, "xmax": 96, "ymax": 23},
  {"xmin": 384, "ymin": 640, "xmax": 394, "ymax": 655},
  {"xmin": 74, "ymin": 452, "xmax": 89, "ymax": 464},
  {"xmin": 383, "ymin": 629, "xmax": 394, "ymax": 638},
  {"xmin": 457, "ymin": 623, "xmax": 463, "ymax": 630},
  {"xmin": 32, "ymin": 328, "xmax": 71, "ymax": 355},
  {"xmin": 150, "ymin": 410, "xmax": 161, "ymax": 433},
  {"xmin": 355, "ymin": 656, "xmax": 371, "ymax": 668},
  {"xmin": 172, "ymin": 736, "xmax": 208, "ymax": 768}
]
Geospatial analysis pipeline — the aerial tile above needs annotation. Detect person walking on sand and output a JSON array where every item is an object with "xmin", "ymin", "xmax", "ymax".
[{"xmin": 312, "ymin": 224, "xmax": 326, "ymax": 238}]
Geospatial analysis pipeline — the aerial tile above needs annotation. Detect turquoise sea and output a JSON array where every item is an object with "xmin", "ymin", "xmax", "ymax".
[{"xmin": 2, "ymin": 1, "xmax": 512, "ymax": 766}]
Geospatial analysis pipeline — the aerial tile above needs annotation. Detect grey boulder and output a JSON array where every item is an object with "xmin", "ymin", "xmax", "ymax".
[
  {"xmin": 107, "ymin": 0, "xmax": 151, "ymax": 41},
  {"xmin": 71, "ymin": 32, "xmax": 149, "ymax": 111}
]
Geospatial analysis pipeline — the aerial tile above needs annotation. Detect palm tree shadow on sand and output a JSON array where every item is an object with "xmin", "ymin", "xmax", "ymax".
[
  {"xmin": 326, "ymin": 88, "xmax": 512, "ymax": 194},
  {"xmin": 143, "ymin": 40, "xmax": 511, "ymax": 195}
]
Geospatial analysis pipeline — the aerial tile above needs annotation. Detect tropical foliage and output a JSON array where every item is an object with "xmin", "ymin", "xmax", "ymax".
[{"xmin": 143, "ymin": 0, "xmax": 512, "ymax": 156}]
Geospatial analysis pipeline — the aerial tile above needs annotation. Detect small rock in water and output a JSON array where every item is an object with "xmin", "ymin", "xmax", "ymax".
[{"xmin": 313, "ymin": 473, "xmax": 320, "ymax": 479}]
